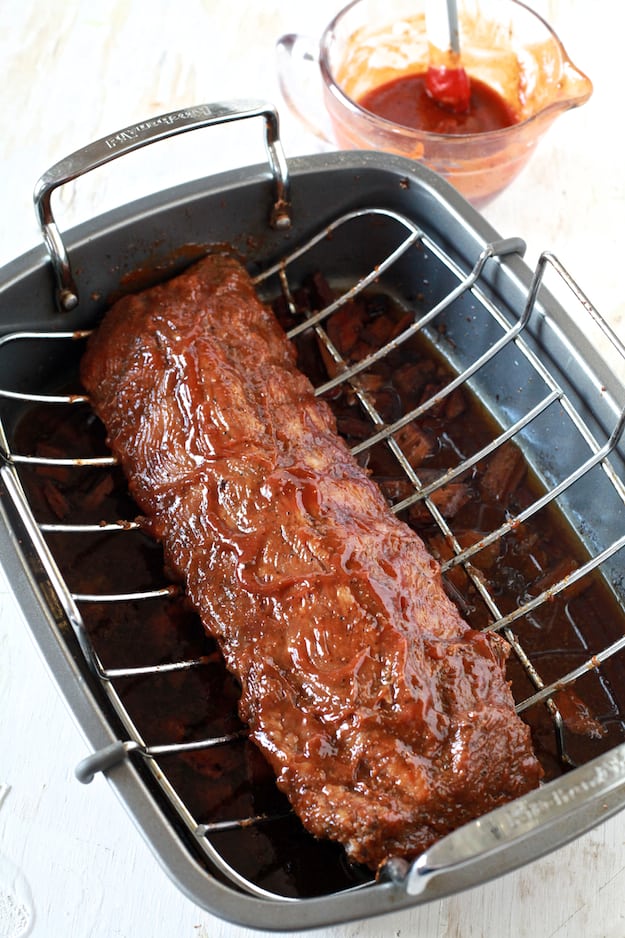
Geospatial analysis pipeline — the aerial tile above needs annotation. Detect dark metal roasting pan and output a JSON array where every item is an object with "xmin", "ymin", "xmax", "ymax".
[{"xmin": 1, "ymin": 102, "xmax": 625, "ymax": 931}]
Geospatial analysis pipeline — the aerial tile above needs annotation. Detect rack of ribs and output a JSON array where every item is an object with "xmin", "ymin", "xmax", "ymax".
[{"xmin": 80, "ymin": 252, "xmax": 543, "ymax": 870}]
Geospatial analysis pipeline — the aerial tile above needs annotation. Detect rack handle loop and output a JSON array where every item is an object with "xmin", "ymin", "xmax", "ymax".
[{"xmin": 75, "ymin": 740, "xmax": 140, "ymax": 784}]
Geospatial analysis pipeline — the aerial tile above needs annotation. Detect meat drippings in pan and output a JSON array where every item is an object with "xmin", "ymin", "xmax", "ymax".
[{"xmin": 14, "ymin": 254, "xmax": 625, "ymax": 897}]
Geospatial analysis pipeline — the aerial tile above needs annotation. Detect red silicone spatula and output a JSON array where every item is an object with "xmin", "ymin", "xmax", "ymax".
[{"xmin": 425, "ymin": 0, "xmax": 471, "ymax": 115}]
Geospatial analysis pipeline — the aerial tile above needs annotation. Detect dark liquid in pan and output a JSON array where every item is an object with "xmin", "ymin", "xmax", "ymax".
[{"xmin": 13, "ymin": 278, "xmax": 625, "ymax": 897}]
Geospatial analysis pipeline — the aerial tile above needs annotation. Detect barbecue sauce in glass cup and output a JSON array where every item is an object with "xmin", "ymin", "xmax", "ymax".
[
  {"xmin": 277, "ymin": 0, "xmax": 593, "ymax": 205},
  {"xmin": 358, "ymin": 72, "xmax": 519, "ymax": 135}
]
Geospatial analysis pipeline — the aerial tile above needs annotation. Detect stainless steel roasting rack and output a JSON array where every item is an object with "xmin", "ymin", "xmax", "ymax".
[{"xmin": 1, "ymin": 101, "xmax": 624, "ymax": 930}]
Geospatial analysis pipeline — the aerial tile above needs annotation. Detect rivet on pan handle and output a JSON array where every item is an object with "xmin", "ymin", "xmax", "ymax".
[
  {"xmin": 32, "ymin": 100, "xmax": 292, "ymax": 312},
  {"xmin": 389, "ymin": 742, "xmax": 625, "ymax": 897}
]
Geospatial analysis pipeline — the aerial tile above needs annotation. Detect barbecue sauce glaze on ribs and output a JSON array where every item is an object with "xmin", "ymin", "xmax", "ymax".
[{"xmin": 80, "ymin": 252, "xmax": 543, "ymax": 870}]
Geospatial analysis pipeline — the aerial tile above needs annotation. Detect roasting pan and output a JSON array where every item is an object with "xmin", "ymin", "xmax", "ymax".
[{"xmin": 1, "ymin": 101, "xmax": 625, "ymax": 931}]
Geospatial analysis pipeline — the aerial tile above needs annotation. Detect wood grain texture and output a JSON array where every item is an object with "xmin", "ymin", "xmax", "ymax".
[{"xmin": 0, "ymin": 2, "xmax": 623, "ymax": 936}]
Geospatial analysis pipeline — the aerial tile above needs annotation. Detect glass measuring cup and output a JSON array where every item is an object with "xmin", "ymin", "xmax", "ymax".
[{"xmin": 276, "ymin": 0, "xmax": 592, "ymax": 206}]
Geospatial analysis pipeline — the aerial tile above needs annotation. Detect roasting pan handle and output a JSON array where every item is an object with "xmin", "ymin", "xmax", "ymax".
[
  {"xmin": 33, "ymin": 100, "xmax": 292, "ymax": 312},
  {"xmin": 394, "ymin": 743, "xmax": 625, "ymax": 897}
]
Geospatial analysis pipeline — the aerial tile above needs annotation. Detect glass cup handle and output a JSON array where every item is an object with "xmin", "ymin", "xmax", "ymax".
[{"xmin": 275, "ymin": 33, "xmax": 335, "ymax": 146}]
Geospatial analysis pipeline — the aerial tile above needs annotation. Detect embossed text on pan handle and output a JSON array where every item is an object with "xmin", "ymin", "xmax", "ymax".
[{"xmin": 402, "ymin": 742, "xmax": 625, "ymax": 896}]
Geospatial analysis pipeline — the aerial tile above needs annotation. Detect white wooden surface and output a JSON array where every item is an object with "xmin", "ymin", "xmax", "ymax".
[{"xmin": 1, "ymin": 2, "xmax": 624, "ymax": 936}]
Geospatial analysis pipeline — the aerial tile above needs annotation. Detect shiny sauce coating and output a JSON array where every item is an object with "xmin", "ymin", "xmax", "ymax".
[{"xmin": 78, "ymin": 253, "xmax": 542, "ymax": 871}]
